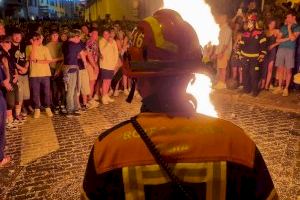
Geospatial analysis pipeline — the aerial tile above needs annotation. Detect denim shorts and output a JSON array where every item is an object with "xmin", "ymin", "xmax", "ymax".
[{"xmin": 101, "ymin": 69, "xmax": 114, "ymax": 80}]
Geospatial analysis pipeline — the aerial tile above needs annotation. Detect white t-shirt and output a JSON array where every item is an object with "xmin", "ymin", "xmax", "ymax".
[{"xmin": 99, "ymin": 38, "xmax": 119, "ymax": 70}]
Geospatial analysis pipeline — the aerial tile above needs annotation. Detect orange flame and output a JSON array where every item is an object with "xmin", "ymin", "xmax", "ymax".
[{"xmin": 163, "ymin": 0, "xmax": 219, "ymax": 117}]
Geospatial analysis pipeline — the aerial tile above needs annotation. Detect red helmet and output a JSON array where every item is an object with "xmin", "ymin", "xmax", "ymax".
[{"xmin": 123, "ymin": 9, "xmax": 204, "ymax": 77}]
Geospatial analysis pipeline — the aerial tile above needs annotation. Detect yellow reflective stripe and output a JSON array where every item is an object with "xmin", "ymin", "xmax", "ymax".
[
  {"xmin": 260, "ymin": 37, "xmax": 267, "ymax": 43},
  {"xmin": 144, "ymin": 17, "xmax": 178, "ymax": 53},
  {"xmin": 241, "ymin": 51, "xmax": 259, "ymax": 58},
  {"xmin": 261, "ymin": 50, "xmax": 267, "ymax": 55}
]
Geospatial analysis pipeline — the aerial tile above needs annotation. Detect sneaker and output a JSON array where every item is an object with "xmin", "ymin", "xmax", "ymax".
[
  {"xmin": 21, "ymin": 112, "xmax": 27, "ymax": 117},
  {"xmin": 282, "ymin": 88, "xmax": 289, "ymax": 97},
  {"xmin": 60, "ymin": 105, "xmax": 67, "ymax": 114},
  {"xmin": 272, "ymin": 87, "xmax": 283, "ymax": 95},
  {"xmin": 87, "ymin": 101, "xmax": 96, "ymax": 109},
  {"xmin": 124, "ymin": 89, "xmax": 130, "ymax": 95},
  {"xmin": 54, "ymin": 106, "xmax": 60, "ymax": 115},
  {"xmin": 93, "ymin": 94, "xmax": 100, "ymax": 101},
  {"xmin": 33, "ymin": 109, "xmax": 40, "ymax": 119},
  {"xmin": 108, "ymin": 90, "xmax": 113, "ymax": 97},
  {"xmin": 45, "ymin": 108, "xmax": 53, "ymax": 117},
  {"xmin": 73, "ymin": 110, "xmax": 81, "ymax": 117},
  {"xmin": 113, "ymin": 90, "xmax": 120, "ymax": 97},
  {"xmin": 65, "ymin": 112, "xmax": 74, "ymax": 118},
  {"xmin": 81, "ymin": 105, "xmax": 88, "ymax": 112},
  {"xmin": 87, "ymin": 99, "xmax": 99, "ymax": 109},
  {"xmin": 107, "ymin": 96, "xmax": 115, "ymax": 103},
  {"xmin": 102, "ymin": 95, "xmax": 110, "ymax": 105}
]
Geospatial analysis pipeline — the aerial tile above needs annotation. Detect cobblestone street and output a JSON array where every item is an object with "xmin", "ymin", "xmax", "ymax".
[{"xmin": 0, "ymin": 91, "xmax": 299, "ymax": 200}]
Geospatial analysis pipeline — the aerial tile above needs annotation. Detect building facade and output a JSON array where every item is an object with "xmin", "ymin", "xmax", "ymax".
[{"xmin": 84, "ymin": 0, "xmax": 163, "ymax": 22}]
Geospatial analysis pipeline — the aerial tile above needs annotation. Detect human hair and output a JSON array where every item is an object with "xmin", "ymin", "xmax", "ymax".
[
  {"xmin": 29, "ymin": 32, "xmax": 42, "ymax": 40},
  {"xmin": 286, "ymin": 9, "xmax": 297, "ymax": 17}
]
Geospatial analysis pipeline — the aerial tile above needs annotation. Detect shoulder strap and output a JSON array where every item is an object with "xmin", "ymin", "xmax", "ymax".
[{"xmin": 130, "ymin": 116, "xmax": 192, "ymax": 200}]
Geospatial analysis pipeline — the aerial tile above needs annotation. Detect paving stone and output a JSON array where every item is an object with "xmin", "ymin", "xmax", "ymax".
[{"xmin": 0, "ymin": 94, "xmax": 298, "ymax": 200}]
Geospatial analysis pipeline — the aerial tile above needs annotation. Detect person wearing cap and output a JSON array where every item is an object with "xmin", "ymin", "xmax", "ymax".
[
  {"xmin": 237, "ymin": 12, "xmax": 267, "ymax": 97},
  {"xmin": 0, "ymin": 35, "xmax": 22, "ymax": 130},
  {"xmin": 9, "ymin": 28, "xmax": 30, "ymax": 119},
  {"xmin": 62, "ymin": 29, "xmax": 88, "ymax": 117},
  {"xmin": 82, "ymin": 9, "xmax": 277, "ymax": 200},
  {"xmin": 25, "ymin": 32, "xmax": 53, "ymax": 118}
]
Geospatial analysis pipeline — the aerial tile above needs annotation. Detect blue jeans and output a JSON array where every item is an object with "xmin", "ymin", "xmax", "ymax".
[
  {"xmin": 30, "ymin": 77, "xmax": 51, "ymax": 109},
  {"xmin": 66, "ymin": 72, "xmax": 79, "ymax": 113},
  {"xmin": 0, "ymin": 110, "xmax": 6, "ymax": 161}
]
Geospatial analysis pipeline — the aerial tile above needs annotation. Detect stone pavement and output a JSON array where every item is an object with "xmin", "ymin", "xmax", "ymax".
[{"xmin": 0, "ymin": 91, "xmax": 299, "ymax": 200}]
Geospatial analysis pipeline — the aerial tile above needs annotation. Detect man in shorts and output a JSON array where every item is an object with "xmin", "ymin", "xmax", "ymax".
[
  {"xmin": 273, "ymin": 10, "xmax": 300, "ymax": 96},
  {"xmin": 9, "ymin": 28, "xmax": 30, "ymax": 118},
  {"xmin": 99, "ymin": 30, "xmax": 119, "ymax": 105},
  {"xmin": 214, "ymin": 14, "xmax": 232, "ymax": 90}
]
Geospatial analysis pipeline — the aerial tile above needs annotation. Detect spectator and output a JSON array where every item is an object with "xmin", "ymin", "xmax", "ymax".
[
  {"xmin": 62, "ymin": 29, "xmax": 87, "ymax": 117},
  {"xmin": 0, "ymin": 22, "xmax": 5, "ymax": 36},
  {"xmin": 9, "ymin": 28, "xmax": 30, "ymax": 119},
  {"xmin": 214, "ymin": 14, "xmax": 233, "ymax": 90},
  {"xmin": 230, "ymin": 28, "xmax": 243, "ymax": 86},
  {"xmin": 0, "ymin": 35, "xmax": 21, "ymax": 130},
  {"xmin": 77, "ymin": 48, "xmax": 91, "ymax": 112},
  {"xmin": 99, "ymin": 30, "xmax": 119, "ymax": 105},
  {"xmin": 81, "ymin": 24, "xmax": 89, "ymax": 43},
  {"xmin": 261, "ymin": 19, "xmax": 280, "ymax": 90},
  {"xmin": 26, "ymin": 33, "xmax": 53, "ymax": 118},
  {"xmin": 85, "ymin": 28, "xmax": 100, "ymax": 109},
  {"xmin": 0, "ymin": 60, "xmax": 11, "ymax": 167},
  {"xmin": 114, "ymin": 30, "xmax": 129, "ymax": 96},
  {"xmin": 46, "ymin": 30, "xmax": 65, "ymax": 114},
  {"xmin": 273, "ymin": 10, "xmax": 300, "ymax": 96},
  {"xmin": 60, "ymin": 29, "xmax": 68, "ymax": 43}
]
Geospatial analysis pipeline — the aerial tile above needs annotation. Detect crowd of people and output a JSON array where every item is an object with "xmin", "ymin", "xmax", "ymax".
[
  {"xmin": 0, "ymin": 19, "xmax": 139, "ymax": 166},
  {"xmin": 211, "ymin": 1, "xmax": 300, "ymax": 97}
]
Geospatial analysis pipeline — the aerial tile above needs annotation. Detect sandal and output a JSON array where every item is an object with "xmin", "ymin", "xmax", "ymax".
[{"xmin": 0, "ymin": 156, "xmax": 11, "ymax": 167}]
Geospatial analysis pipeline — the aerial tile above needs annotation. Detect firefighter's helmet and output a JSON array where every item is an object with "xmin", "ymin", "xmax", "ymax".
[{"xmin": 123, "ymin": 9, "xmax": 203, "ymax": 77}]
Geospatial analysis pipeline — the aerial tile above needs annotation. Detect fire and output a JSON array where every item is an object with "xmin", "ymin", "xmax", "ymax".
[
  {"xmin": 163, "ymin": 0, "xmax": 220, "ymax": 46},
  {"xmin": 186, "ymin": 74, "xmax": 218, "ymax": 118},
  {"xmin": 163, "ymin": 0, "xmax": 219, "ymax": 117}
]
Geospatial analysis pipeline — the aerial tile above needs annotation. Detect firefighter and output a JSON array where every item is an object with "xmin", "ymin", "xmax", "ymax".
[
  {"xmin": 82, "ymin": 9, "xmax": 277, "ymax": 200},
  {"xmin": 238, "ymin": 12, "xmax": 267, "ymax": 97}
]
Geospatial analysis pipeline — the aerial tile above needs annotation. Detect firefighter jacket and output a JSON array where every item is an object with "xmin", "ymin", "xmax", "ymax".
[
  {"xmin": 237, "ymin": 28, "xmax": 267, "ymax": 59},
  {"xmin": 82, "ymin": 112, "xmax": 278, "ymax": 200}
]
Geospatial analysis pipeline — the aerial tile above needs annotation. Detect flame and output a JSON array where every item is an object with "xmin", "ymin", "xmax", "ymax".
[
  {"xmin": 186, "ymin": 74, "xmax": 218, "ymax": 118},
  {"xmin": 163, "ymin": 0, "xmax": 220, "ymax": 46},
  {"xmin": 162, "ymin": 0, "xmax": 219, "ymax": 117}
]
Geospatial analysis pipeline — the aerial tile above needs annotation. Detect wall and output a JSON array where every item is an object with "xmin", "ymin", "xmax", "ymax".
[{"xmin": 85, "ymin": 0, "xmax": 140, "ymax": 21}]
